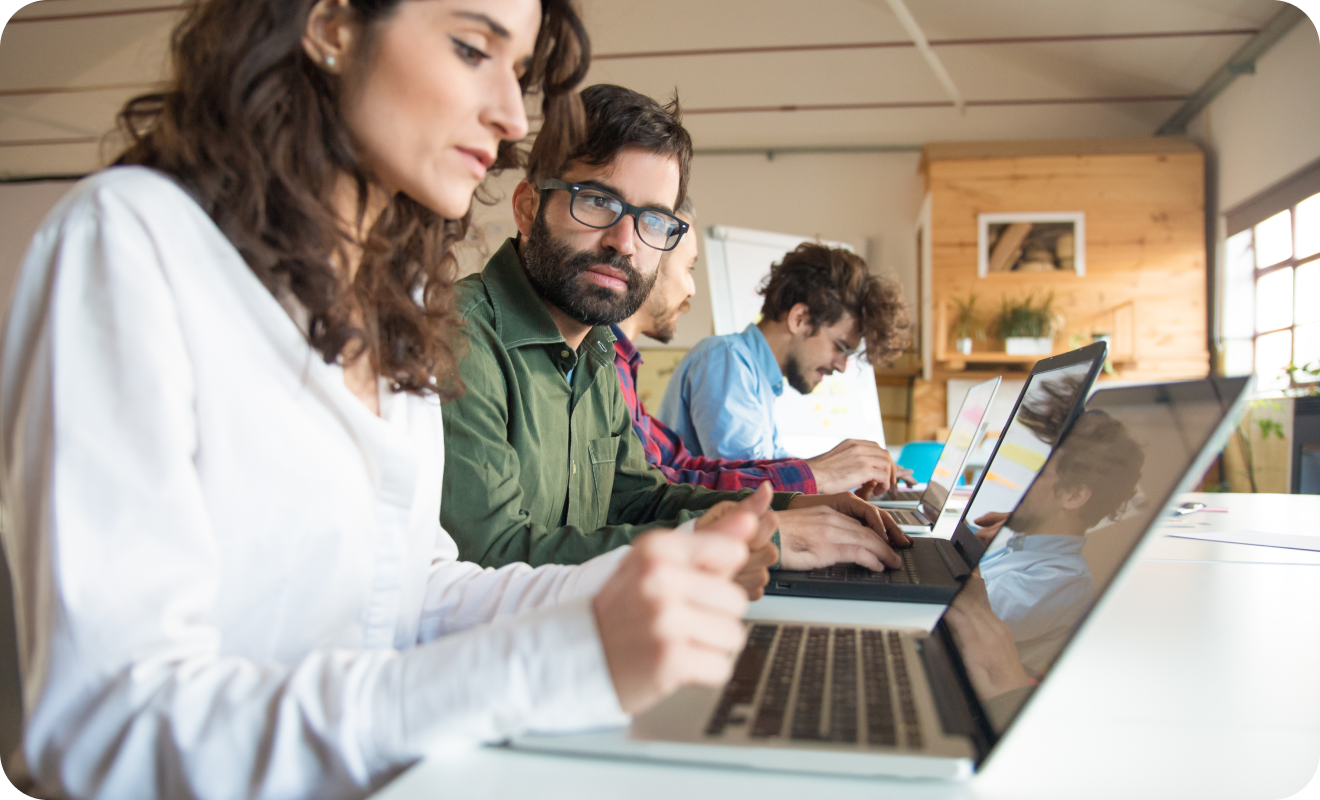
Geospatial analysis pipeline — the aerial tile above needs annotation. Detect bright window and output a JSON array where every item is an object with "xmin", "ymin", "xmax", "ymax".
[{"xmin": 1226, "ymin": 190, "xmax": 1320, "ymax": 391}]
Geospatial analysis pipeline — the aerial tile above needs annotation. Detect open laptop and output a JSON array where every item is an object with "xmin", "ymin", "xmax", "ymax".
[
  {"xmin": 765, "ymin": 342, "xmax": 1107, "ymax": 604},
  {"xmin": 512, "ymin": 376, "xmax": 1253, "ymax": 779},
  {"xmin": 872, "ymin": 376, "xmax": 1000, "ymax": 510}
]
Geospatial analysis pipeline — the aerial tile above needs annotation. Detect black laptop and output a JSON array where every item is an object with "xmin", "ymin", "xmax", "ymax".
[{"xmin": 765, "ymin": 341, "xmax": 1108, "ymax": 604}]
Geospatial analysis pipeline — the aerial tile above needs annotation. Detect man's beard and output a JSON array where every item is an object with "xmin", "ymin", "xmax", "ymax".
[
  {"xmin": 522, "ymin": 206, "xmax": 658, "ymax": 327},
  {"xmin": 782, "ymin": 352, "xmax": 815, "ymax": 395},
  {"xmin": 642, "ymin": 297, "xmax": 689, "ymax": 344}
]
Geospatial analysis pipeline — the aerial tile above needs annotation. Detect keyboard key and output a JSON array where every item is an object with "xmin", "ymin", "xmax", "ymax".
[
  {"xmin": 751, "ymin": 626, "xmax": 803, "ymax": 738},
  {"xmin": 861, "ymin": 630, "xmax": 897, "ymax": 747},
  {"xmin": 789, "ymin": 627, "xmax": 830, "ymax": 740},
  {"xmin": 708, "ymin": 625, "xmax": 922, "ymax": 751},
  {"xmin": 805, "ymin": 552, "xmax": 920, "ymax": 585},
  {"xmin": 829, "ymin": 629, "xmax": 859, "ymax": 742},
  {"xmin": 704, "ymin": 624, "xmax": 777, "ymax": 736},
  {"xmin": 888, "ymin": 631, "xmax": 923, "ymax": 749}
]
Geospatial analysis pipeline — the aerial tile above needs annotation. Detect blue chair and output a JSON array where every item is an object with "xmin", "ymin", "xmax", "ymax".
[{"xmin": 895, "ymin": 440, "xmax": 944, "ymax": 486}]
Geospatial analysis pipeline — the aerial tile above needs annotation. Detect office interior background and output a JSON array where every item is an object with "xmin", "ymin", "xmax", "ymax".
[
  {"xmin": 1, "ymin": 0, "xmax": 1318, "ymax": 493},
  {"xmin": 12, "ymin": 0, "xmax": 1320, "ymax": 496}
]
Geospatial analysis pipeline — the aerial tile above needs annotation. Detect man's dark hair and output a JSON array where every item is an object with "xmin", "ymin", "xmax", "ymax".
[
  {"xmin": 1018, "ymin": 371, "xmax": 1088, "ymax": 445},
  {"xmin": 1052, "ymin": 410, "xmax": 1145, "ymax": 529},
  {"xmin": 527, "ymin": 83, "xmax": 693, "ymax": 209},
  {"xmin": 757, "ymin": 243, "xmax": 911, "ymax": 365}
]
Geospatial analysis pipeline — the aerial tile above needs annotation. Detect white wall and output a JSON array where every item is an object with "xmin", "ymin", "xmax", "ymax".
[
  {"xmin": 679, "ymin": 152, "xmax": 926, "ymax": 350},
  {"xmin": 1187, "ymin": 17, "xmax": 1320, "ymax": 213}
]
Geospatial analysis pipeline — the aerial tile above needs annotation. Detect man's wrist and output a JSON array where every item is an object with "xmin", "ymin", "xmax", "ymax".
[{"xmin": 771, "ymin": 530, "xmax": 782, "ymax": 570}]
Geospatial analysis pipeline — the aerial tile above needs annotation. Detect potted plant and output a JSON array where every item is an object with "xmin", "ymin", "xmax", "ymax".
[
  {"xmin": 949, "ymin": 294, "xmax": 985, "ymax": 355},
  {"xmin": 995, "ymin": 292, "xmax": 1059, "ymax": 355}
]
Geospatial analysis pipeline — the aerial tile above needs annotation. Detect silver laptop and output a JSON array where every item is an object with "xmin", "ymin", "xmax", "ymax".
[
  {"xmin": 511, "ymin": 376, "xmax": 1252, "ymax": 779},
  {"xmin": 872, "ymin": 376, "xmax": 999, "ymax": 511}
]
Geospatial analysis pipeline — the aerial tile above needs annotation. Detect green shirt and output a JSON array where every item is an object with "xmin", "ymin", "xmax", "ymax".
[{"xmin": 441, "ymin": 238, "xmax": 796, "ymax": 567}]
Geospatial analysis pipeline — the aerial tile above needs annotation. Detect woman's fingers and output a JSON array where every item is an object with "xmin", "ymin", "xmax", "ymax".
[{"xmin": 593, "ymin": 527, "xmax": 754, "ymax": 714}]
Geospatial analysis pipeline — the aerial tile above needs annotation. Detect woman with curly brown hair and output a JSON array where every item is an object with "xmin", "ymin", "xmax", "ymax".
[{"xmin": 0, "ymin": 2, "xmax": 760, "ymax": 797}]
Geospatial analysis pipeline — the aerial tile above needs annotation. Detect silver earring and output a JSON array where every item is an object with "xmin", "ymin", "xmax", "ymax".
[{"xmin": 324, "ymin": 55, "xmax": 336, "ymax": 69}]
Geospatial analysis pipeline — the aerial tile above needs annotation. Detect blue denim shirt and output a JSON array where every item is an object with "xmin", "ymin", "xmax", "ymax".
[{"xmin": 657, "ymin": 323, "xmax": 790, "ymax": 460}]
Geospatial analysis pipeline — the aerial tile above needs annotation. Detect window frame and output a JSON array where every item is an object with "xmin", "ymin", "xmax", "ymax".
[
  {"xmin": 1221, "ymin": 157, "xmax": 1320, "ymax": 393},
  {"xmin": 1245, "ymin": 209, "xmax": 1318, "ymax": 391}
]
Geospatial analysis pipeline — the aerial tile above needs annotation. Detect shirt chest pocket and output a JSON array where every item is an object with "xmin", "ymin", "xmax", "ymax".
[{"xmin": 587, "ymin": 435, "xmax": 619, "ymax": 528}]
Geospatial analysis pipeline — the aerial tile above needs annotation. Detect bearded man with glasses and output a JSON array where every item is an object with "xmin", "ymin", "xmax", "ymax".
[{"xmin": 442, "ymin": 84, "xmax": 912, "ymax": 595}]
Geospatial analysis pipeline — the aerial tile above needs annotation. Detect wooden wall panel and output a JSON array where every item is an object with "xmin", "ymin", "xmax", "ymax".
[
  {"xmin": 925, "ymin": 145, "xmax": 1209, "ymax": 383},
  {"xmin": 911, "ymin": 139, "xmax": 1209, "ymax": 439}
]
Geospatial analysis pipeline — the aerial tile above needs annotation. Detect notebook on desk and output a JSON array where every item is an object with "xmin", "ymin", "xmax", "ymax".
[
  {"xmin": 872, "ymin": 376, "xmax": 1000, "ymax": 510},
  {"xmin": 765, "ymin": 342, "xmax": 1107, "ymax": 604},
  {"xmin": 512, "ymin": 376, "xmax": 1253, "ymax": 780}
]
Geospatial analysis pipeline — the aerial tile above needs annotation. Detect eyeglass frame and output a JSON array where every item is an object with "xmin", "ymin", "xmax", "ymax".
[{"xmin": 535, "ymin": 178, "xmax": 690, "ymax": 252}]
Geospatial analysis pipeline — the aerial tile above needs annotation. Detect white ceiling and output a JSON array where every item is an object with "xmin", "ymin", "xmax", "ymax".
[{"xmin": 0, "ymin": 0, "xmax": 1293, "ymax": 177}]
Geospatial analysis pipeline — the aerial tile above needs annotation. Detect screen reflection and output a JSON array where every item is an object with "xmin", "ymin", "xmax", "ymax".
[
  {"xmin": 962, "ymin": 361, "xmax": 1093, "ymax": 535},
  {"xmin": 944, "ymin": 380, "xmax": 1241, "ymax": 734},
  {"xmin": 922, "ymin": 379, "xmax": 996, "ymax": 511}
]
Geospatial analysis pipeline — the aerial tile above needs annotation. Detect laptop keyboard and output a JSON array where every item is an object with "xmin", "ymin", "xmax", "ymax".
[
  {"xmin": 705, "ymin": 624, "xmax": 923, "ymax": 749},
  {"xmin": 887, "ymin": 489, "xmax": 923, "ymax": 502},
  {"xmin": 804, "ymin": 548, "xmax": 920, "ymax": 584}
]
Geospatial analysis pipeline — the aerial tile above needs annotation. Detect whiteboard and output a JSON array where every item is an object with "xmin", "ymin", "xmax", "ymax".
[{"xmin": 703, "ymin": 225, "xmax": 885, "ymax": 459}]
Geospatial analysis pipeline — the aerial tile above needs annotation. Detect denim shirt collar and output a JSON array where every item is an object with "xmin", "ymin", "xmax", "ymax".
[{"xmin": 740, "ymin": 323, "xmax": 785, "ymax": 396}]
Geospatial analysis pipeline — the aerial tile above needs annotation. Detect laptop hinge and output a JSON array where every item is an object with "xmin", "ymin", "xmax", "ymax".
[
  {"xmin": 935, "ymin": 538, "xmax": 973, "ymax": 581},
  {"xmin": 949, "ymin": 525, "xmax": 985, "ymax": 572},
  {"xmin": 919, "ymin": 622, "xmax": 998, "ymax": 764}
]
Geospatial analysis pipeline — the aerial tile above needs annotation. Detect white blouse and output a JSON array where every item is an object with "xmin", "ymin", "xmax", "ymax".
[{"xmin": 0, "ymin": 167, "xmax": 629, "ymax": 799}]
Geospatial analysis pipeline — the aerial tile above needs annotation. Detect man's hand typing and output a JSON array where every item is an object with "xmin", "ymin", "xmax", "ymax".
[{"xmin": 776, "ymin": 493, "xmax": 912, "ymax": 572}]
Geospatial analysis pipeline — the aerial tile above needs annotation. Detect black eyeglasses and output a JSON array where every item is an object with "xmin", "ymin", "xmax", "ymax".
[{"xmin": 536, "ymin": 178, "xmax": 689, "ymax": 251}]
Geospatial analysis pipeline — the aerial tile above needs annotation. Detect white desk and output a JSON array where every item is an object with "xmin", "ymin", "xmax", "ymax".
[
  {"xmin": 373, "ymin": 495, "xmax": 1320, "ymax": 800},
  {"xmin": 932, "ymin": 491, "xmax": 1320, "ymax": 565},
  {"xmin": 1140, "ymin": 492, "xmax": 1320, "ymax": 566}
]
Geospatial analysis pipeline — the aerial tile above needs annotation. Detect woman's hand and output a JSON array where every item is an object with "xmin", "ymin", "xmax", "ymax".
[
  {"xmin": 593, "ymin": 506, "xmax": 758, "ymax": 715},
  {"xmin": 695, "ymin": 483, "xmax": 779, "ymax": 599}
]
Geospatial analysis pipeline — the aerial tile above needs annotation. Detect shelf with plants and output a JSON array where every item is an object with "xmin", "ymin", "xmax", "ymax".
[{"xmin": 934, "ymin": 291, "xmax": 1063, "ymax": 370}]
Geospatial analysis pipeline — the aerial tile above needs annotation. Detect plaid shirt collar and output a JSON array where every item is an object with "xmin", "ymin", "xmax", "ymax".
[{"xmin": 610, "ymin": 325, "xmax": 642, "ymax": 368}]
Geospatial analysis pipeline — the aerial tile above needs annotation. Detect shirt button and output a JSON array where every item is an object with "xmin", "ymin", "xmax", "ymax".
[{"xmin": 561, "ymin": 349, "xmax": 570, "ymax": 358}]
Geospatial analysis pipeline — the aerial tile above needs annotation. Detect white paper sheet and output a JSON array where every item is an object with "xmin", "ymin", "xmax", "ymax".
[{"xmin": 1167, "ymin": 529, "xmax": 1320, "ymax": 552}]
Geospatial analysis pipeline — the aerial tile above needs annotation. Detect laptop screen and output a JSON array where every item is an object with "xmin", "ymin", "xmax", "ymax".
[
  {"xmin": 959, "ymin": 360, "xmax": 1096, "ymax": 534},
  {"xmin": 919, "ymin": 377, "xmax": 998, "ymax": 513},
  {"xmin": 942, "ymin": 378, "xmax": 1249, "ymax": 736}
]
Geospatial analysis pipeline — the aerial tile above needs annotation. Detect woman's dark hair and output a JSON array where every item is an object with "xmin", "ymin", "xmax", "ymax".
[
  {"xmin": 115, "ymin": 0, "xmax": 590, "ymax": 400},
  {"xmin": 527, "ymin": 83, "xmax": 693, "ymax": 209},
  {"xmin": 758, "ymin": 243, "xmax": 911, "ymax": 365}
]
